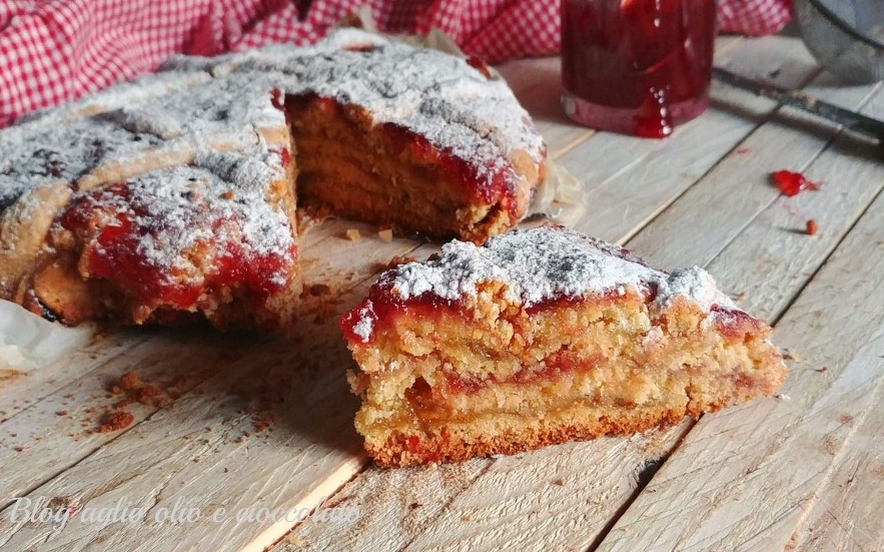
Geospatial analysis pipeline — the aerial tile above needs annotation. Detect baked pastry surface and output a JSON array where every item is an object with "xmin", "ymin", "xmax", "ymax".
[
  {"xmin": 341, "ymin": 226, "xmax": 787, "ymax": 467},
  {"xmin": 0, "ymin": 29, "xmax": 545, "ymax": 328}
]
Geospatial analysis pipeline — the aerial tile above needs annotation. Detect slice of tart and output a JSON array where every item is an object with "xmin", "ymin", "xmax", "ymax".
[{"xmin": 341, "ymin": 225, "xmax": 787, "ymax": 467}]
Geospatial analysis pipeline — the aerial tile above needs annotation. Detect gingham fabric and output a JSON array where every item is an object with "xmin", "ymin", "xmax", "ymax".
[{"xmin": 0, "ymin": 0, "xmax": 792, "ymax": 128}]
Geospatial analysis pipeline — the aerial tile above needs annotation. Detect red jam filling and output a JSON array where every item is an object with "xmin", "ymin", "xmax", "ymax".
[
  {"xmin": 277, "ymin": 146, "xmax": 291, "ymax": 168},
  {"xmin": 708, "ymin": 304, "xmax": 757, "ymax": 341},
  {"xmin": 340, "ymin": 276, "xmax": 454, "ymax": 344},
  {"xmin": 379, "ymin": 122, "xmax": 513, "ymax": 206},
  {"xmin": 288, "ymin": 92, "xmax": 516, "ymax": 216},
  {"xmin": 400, "ymin": 434, "xmax": 444, "ymax": 463},
  {"xmin": 270, "ymin": 88, "xmax": 285, "ymax": 111},
  {"xmin": 61, "ymin": 182, "xmax": 293, "ymax": 310},
  {"xmin": 770, "ymin": 170, "xmax": 820, "ymax": 197},
  {"xmin": 343, "ymin": 44, "xmax": 380, "ymax": 53},
  {"xmin": 341, "ymin": 276, "xmax": 637, "ymax": 346}
]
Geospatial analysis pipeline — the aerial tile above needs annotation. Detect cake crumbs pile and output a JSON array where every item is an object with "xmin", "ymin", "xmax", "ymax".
[{"xmin": 92, "ymin": 370, "xmax": 185, "ymax": 433}]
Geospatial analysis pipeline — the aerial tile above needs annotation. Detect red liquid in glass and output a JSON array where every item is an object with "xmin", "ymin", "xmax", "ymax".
[{"xmin": 561, "ymin": 0, "xmax": 716, "ymax": 138}]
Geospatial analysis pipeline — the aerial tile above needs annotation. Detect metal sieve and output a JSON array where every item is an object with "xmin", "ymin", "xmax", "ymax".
[{"xmin": 794, "ymin": 0, "xmax": 884, "ymax": 84}]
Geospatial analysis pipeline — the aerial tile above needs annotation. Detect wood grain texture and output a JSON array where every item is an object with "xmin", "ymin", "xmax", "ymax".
[
  {"xmin": 627, "ymin": 64, "xmax": 881, "ymax": 274},
  {"xmin": 0, "ymin": 331, "xmax": 152, "ymax": 420},
  {"xmin": 705, "ymin": 84, "xmax": 884, "ymax": 323},
  {"xmin": 278, "ymin": 425, "xmax": 690, "ymax": 552},
  {"xmin": 0, "ymin": 222, "xmax": 426, "ymax": 551},
  {"xmin": 789, "ymin": 383, "xmax": 884, "ymax": 551},
  {"xmin": 598, "ymin": 171, "xmax": 884, "ymax": 551}
]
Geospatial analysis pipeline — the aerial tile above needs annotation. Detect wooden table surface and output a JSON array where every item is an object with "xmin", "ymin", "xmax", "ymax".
[{"xmin": 3, "ymin": 34, "xmax": 884, "ymax": 551}]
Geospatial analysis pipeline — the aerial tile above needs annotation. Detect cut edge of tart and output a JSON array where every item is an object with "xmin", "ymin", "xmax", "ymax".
[{"xmin": 341, "ymin": 225, "xmax": 787, "ymax": 467}]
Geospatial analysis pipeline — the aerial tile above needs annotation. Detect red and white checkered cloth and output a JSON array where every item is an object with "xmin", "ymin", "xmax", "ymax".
[{"xmin": 0, "ymin": 0, "xmax": 792, "ymax": 129}]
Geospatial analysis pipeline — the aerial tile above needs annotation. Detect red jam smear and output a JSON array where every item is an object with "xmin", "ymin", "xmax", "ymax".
[
  {"xmin": 400, "ymin": 433, "xmax": 444, "ymax": 464},
  {"xmin": 340, "ymin": 275, "xmax": 452, "ymax": 344},
  {"xmin": 379, "ymin": 122, "xmax": 513, "ymax": 206},
  {"xmin": 708, "ymin": 304, "xmax": 759, "ymax": 342},
  {"xmin": 270, "ymin": 88, "xmax": 285, "ymax": 111},
  {"xmin": 343, "ymin": 44, "xmax": 380, "ymax": 53},
  {"xmin": 770, "ymin": 170, "xmax": 820, "ymax": 197},
  {"xmin": 341, "ymin": 275, "xmax": 639, "ymax": 346},
  {"xmin": 403, "ymin": 435, "xmax": 422, "ymax": 453},
  {"xmin": 289, "ymin": 92, "xmax": 516, "ymax": 219},
  {"xmin": 561, "ymin": 0, "xmax": 716, "ymax": 138},
  {"xmin": 443, "ymin": 349, "xmax": 603, "ymax": 395},
  {"xmin": 277, "ymin": 146, "xmax": 291, "ymax": 168},
  {"xmin": 61, "ymin": 182, "xmax": 292, "ymax": 310}
]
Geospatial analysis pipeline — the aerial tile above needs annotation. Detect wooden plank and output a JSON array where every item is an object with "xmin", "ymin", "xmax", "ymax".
[
  {"xmin": 556, "ymin": 35, "xmax": 819, "ymax": 244},
  {"xmin": 274, "ymin": 457, "xmax": 491, "ymax": 551},
  {"xmin": 272, "ymin": 35, "xmax": 827, "ymax": 552},
  {"xmin": 275, "ymin": 425, "xmax": 689, "ymax": 552},
  {"xmin": 705, "ymin": 97, "xmax": 884, "ymax": 322},
  {"xmin": 0, "ymin": 224, "xmax": 431, "ymax": 551},
  {"xmin": 0, "ymin": 308, "xmax": 358, "ymax": 552},
  {"xmin": 595, "ymin": 167, "xmax": 884, "ymax": 550},
  {"xmin": 494, "ymin": 56, "xmax": 593, "ymax": 159},
  {"xmin": 788, "ymin": 385, "xmax": 884, "ymax": 551},
  {"xmin": 0, "ymin": 330, "xmax": 152, "ymax": 421},
  {"xmin": 625, "ymin": 67, "xmax": 881, "ymax": 271},
  {"xmin": 0, "ymin": 331, "xmax": 243, "ymax": 500}
]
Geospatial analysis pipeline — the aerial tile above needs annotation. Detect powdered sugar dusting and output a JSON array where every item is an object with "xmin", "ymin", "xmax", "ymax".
[
  {"xmin": 66, "ymin": 145, "xmax": 295, "ymax": 292},
  {"xmin": 389, "ymin": 226, "xmax": 733, "ymax": 313},
  {"xmin": 352, "ymin": 303, "xmax": 377, "ymax": 341},
  {"xmin": 658, "ymin": 267, "xmax": 736, "ymax": 311},
  {"xmin": 0, "ymin": 118, "xmax": 163, "ymax": 210},
  {"xmin": 0, "ymin": 71, "xmax": 283, "ymax": 212},
  {"xmin": 2, "ymin": 28, "xmax": 539, "ymax": 218},
  {"xmin": 207, "ymin": 29, "xmax": 545, "ymax": 182}
]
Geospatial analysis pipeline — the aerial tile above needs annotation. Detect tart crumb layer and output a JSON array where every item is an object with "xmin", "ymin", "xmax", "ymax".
[{"xmin": 342, "ymin": 226, "xmax": 787, "ymax": 467}]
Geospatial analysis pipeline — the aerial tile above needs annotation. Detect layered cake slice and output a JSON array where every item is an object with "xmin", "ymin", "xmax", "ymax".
[{"xmin": 341, "ymin": 226, "xmax": 787, "ymax": 467}]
